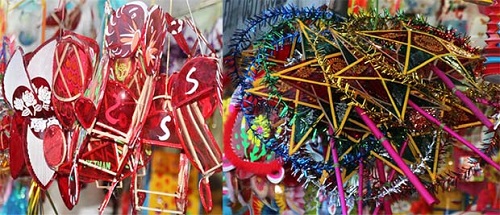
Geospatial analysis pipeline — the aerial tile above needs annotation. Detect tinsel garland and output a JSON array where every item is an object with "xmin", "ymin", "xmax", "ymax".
[{"xmin": 228, "ymin": 6, "xmax": 342, "ymax": 83}]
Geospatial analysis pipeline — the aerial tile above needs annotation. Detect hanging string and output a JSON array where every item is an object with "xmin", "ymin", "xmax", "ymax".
[
  {"xmin": 163, "ymin": 0, "xmax": 173, "ymax": 111},
  {"xmin": 100, "ymin": 0, "xmax": 112, "ymax": 57},
  {"xmin": 185, "ymin": 0, "xmax": 205, "ymax": 54},
  {"xmin": 165, "ymin": 0, "xmax": 173, "ymax": 76},
  {"xmin": 58, "ymin": 0, "xmax": 66, "ymax": 39}
]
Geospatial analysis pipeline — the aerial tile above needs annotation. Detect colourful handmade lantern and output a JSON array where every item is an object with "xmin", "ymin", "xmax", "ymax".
[
  {"xmin": 0, "ymin": 1, "xmax": 222, "ymax": 214},
  {"xmin": 225, "ymin": 5, "xmax": 500, "ymax": 215}
]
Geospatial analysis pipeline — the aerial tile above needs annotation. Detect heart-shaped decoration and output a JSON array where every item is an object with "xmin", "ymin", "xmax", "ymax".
[
  {"xmin": 74, "ymin": 97, "xmax": 97, "ymax": 129},
  {"xmin": 50, "ymin": 33, "xmax": 104, "ymax": 130},
  {"xmin": 43, "ymin": 125, "xmax": 66, "ymax": 170},
  {"xmin": 52, "ymin": 100, "xmax": 76, "ymax": 129},
  {"xmin": 4, "ymin": 39, "xmax": 59, "ymax": 189}
]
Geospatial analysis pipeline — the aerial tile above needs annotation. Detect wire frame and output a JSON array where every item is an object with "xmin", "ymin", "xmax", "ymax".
[{"xmin": 132, "ymin": 153, "xmax": 191, "ymax": 214}]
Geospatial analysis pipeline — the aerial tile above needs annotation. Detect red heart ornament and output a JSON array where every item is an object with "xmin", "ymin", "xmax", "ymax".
[
  {"xmin": 52, "ymin": 100, "xmax": 76, "ymax": 129},
  {"xmin": 74, "ymin": 97, "xmax": 97, "ymax": 129}
]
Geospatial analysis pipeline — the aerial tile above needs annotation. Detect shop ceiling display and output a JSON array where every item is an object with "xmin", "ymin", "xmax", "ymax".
[
  {"xmin": 0, "ymin": 0, "xmax": 221, "ymax": 214},
  {"xmin": 224, "ymin": 2, "xmax": 500, "ymax": 214}
]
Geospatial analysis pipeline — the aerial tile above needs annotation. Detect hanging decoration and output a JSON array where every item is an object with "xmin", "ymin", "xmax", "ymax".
[
  {"xmin": 482, "ymin": 0, "xmax": 500, "ymax": 83},
  {"xmin": 224, "ymin": 5, "xmax": 500, "ymax": 215},
  {"xmin": 0, "ymin": 1, "xmax": 222, "ymax": 214}
]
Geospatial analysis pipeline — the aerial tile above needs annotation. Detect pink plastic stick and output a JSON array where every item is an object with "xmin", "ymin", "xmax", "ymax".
[
  {"xmin": 375, "ymin": 160, "xmax": 392, "ymax": 215},
  {"xmin": 374, "ymin": 140, "xmax": 407, "ymax": 215},
  {"xmin": 373, "ymin": 204, "xmax": 381, "ymax": 214},
  {"xmin": 431, "ymin": 65, "xmax": 494, "ymax": 130},
  {"xmin": 408, "ymin": 100, "xmax": 500, "ymax": 171},
  {"xmin": 388, "ymin": 139, "xmax": 409, "ymax": 181},
  {"xmin": 354, "ymin": 106, "xmax": 438, "ymax": 205},
  {"xmin": 329, "ymin": 128, "xmax": 348, "ymax": 215},
  {"xmin": 358, "ymin": 159, "xmax": 364, "ymax": 215}
]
